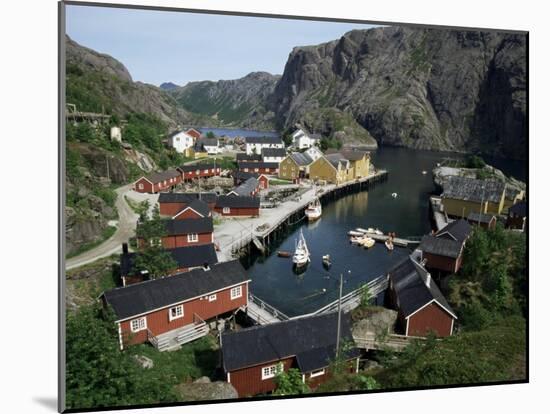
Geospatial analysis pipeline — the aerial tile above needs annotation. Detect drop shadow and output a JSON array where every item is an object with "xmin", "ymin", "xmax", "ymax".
[{"xmin": 33, "ymin": 396, "xmax": 57, "ymax": 412}]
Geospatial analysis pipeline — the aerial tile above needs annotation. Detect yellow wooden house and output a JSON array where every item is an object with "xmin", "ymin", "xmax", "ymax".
[
  {"xmin": 309, "ymin": 154, "xmax": 350, "ymax": 184},
  {"xmin": 278, "ymin": 152, "xmax": 314, "ymax": 181},
  {"xmin": 441, "ymin": 176, "xmax": 506, "ymax": 218}
]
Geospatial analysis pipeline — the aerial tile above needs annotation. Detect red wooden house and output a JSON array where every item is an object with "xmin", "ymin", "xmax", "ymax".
[
  {"xmin": 137, "ymin": 217, "xmax": 214, "ymax": 250},
  {"xmin": 417, "ymin": 219, "xmax": 471, "ymax": 273},
  {"xmin": 214, "ymin": 195, "xmax": 260, "ymax": 217},
  {"xmin": 387, "ymin": 255, "xmax": 457, "ymax": 337},
  {"xmin": 134, "ymin": 169, "xmax": 182, "ymax": 194},
  {"xmin": 119, "ymin": 243, "xmax": 218, "ymax": 286},
  {"xmin": 172, "ymin": 198, "xmax": 211, "ymax": 220},
  {"xmin": 233, "ymin": 171, "xmax": 269, "ymax": 190},
  {"xmin": 102, "ymin": 260, "xmax": 250, "ymax": 351},
  {"xmin": 227, "ymin": 177, "xmax": 260, "ymax": 197},
  {"xmin": 221, "ymin": 312, "xmax": 360, "ymax": 397},
  {"xmin": 177, "ymin": 164, "xmax": 221, "ymax": 181},
  {"xmin": 238, "ymin": 161, "xmax": 279, "ymax": 175},
  {"xmin": 158, "ymin": 192, "xmax": 217, "ymax": 216}
]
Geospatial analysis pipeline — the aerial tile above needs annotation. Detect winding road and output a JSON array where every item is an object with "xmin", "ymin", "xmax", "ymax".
[{"xmin": 65, "ymin": 184, "xmax": 153, "ymax": 270}]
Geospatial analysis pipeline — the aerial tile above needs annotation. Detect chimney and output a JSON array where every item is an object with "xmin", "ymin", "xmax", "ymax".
[
  {"xmin": 122, "ymin": 243, "xmax": 128, "ymax": 255},
  {"xmin": 425, "ymin": 272, "xmax": 431, "ymax": 288}
]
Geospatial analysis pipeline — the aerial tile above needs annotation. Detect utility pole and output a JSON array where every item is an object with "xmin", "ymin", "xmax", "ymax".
[
  {"xmin": 478, "ymin": 185, "xmax": 485, "ymax": 226},
  {"xmin": 335, "ymin": 272, "xmax": 344, "ymax": 360}
]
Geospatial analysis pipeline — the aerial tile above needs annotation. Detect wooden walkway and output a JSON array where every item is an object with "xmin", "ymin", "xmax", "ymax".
[
  {"xmin": 358, "ymin": 232, "xmax": 421, "ymax": 247},
  {"xmin": 246, "ymin": 293, "xmax": 290, "ymax": 325},
  {"xmin": 353, "ymin": 333, "xmax": 426, "ymax": 351},
  {"xmin": 429, "ymin": 196, "xmax": 452, "ymax": 231}
]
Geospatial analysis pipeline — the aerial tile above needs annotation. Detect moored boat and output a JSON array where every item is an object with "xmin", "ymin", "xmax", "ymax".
[
  {"xmin": 356, "ymin": 227, "xmax": 369, "ymax": 234},
  {"xmin": 348, "ymin": 230, "xmax": 364, "ymax": 237},
  {"xmin": 305, "ymin": 198, "xmax": 322, "ymax": 221},
  {"xmin": 322, "ymin": 254, "xmax": 332, "ymax": 268},
  {"xmin": 277, "ymin": 250, "xmax": 291, "ymax": 258},
  {"xmin": 385, "ymin": 239, "xmax": 394, "ymax": 251},
  {"xmin": 292, "ymin": 229, "xmax": 311, "ymax": 267},
  {"xmin": 361, "ymin": 237, "xmax": 376, "ymax": 249}
]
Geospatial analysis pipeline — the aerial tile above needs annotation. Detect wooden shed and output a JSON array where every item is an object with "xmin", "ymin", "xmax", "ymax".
[
  {"xmin": 137, "ymin": 217, "xmax": 214, "ymax": 250},
  {"xmin": 134, "ymin": 169, "xmax": 182, "ymax": 194},
  {"xmin": 214, "ymin": 195, "xmax": 260, "ymax": 217}
]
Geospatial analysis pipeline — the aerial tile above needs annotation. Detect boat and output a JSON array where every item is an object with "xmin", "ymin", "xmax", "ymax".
[
  {"xmin": 367, "ymin": 227, "xmax": 376, "ymax": 233},
  {"xmin": 422, "ymin": 170, "xmax": 427, "ymax": 175},
  {"xmin": 322, "ymin": 254, "xmax": 332, "ymax": 268},
  {"xmin": 356, "ymin": 227, "xmax": 369, "ymax": 234},
  {"xmin": 374, "ymin": 228, "xmax": 384, "ymax": 235},
  {"xmin": 277, "ymin": 251, "xmax": 291, "ymax": 258},
  {"xmin": 391, "ymin": 192, "xmax": 398, "ymax": 198},
  {"xmin": 350, "ymin": 236, "xmax": 366, "ymax": 244},
  {"xmin": 360, "ymin": 237, "xmax": 376, "ymax": 249},
  {"xmin": 305, "ymin": 198, "xmax": 322, "ymax": 221},
  {"xmin": 292, "ymin": 229, "xmax": 311, "ymax": 267},
  {"xmin": 348, "ymin": 230, "xmax": 364, "ymax": 237},
  {"xmin": 385, "ymin": 239, "xmax": 394, "ymax": 251}
]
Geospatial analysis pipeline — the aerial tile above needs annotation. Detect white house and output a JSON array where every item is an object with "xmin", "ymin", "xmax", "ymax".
[
  {"xmin": 291, "ymin": 128, "xmax": 320, "ymax": 150},
  {"xmin": 168, "ymin": 130, "xmax": 195, "ymax": 153},
  {"xmin": 245, "ymin": 136, "xmax": 284, "ymax": 155},
  {"xmin": 196, "ymin": 137, "xmax": 221, "ymax": 155},
  {"xmin": 261, "ymin": 147, "xmax": 287, "ymax": 163},
  {"xmin": 304, "ymin": 146, "xmax": 323, "ymax": 162}
]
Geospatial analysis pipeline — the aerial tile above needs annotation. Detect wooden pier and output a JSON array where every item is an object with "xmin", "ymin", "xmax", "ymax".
[
  {"xmin": 356, "ymin": 232, "xmax": 422, "ymax": 247},
  {"xmin": 245, "ymin": 293, "xmax": 290, "ymax": 325}
]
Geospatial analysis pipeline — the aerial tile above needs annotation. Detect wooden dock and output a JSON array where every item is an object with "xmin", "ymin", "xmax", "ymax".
[
  {"xmin": 353, "ymin": 333, "xmax": 426, "ymax": 351},
  {"xmin": 245, "ymin": 293, "xmax": 290, "ymax": 325},
  {"xmin": 353, "ymin": 231, "xmax": 422, "ymax": 247}
]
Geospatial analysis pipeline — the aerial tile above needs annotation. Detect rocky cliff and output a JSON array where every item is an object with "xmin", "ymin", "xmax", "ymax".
[
  {"xmin": 169, "ymin": 71, "xmax": 280, "ymax": 128},
  {"xmin": 270, "ymin": 26, "xmax": 526, "ymax": 158}
]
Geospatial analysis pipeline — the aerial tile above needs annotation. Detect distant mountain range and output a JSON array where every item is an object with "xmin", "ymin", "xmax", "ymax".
[{"xmin": 66, "ymin": 25, "xmax": 527, "ymax": 159}]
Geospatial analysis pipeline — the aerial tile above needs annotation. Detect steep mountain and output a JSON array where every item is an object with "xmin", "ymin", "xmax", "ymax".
[
  {"xmin": 169, "ymin": 72, "xmax": 280, "ymax": 128},
  {"xmin": 66, "ymin": 35, "xmax": 196, "ymax": 127},
  {"xmin": 159, "ymin": 82, "xmax": 180, "ymax": 91},
  {"xmin": 270, "ymin": 26, "xmax": 527, "ymax": 159}
]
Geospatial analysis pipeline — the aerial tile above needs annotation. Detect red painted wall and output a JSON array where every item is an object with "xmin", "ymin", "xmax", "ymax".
[
  {"xmin": 258, "ymin": 176, "xmax": 269, "ymax": 190},
  {"xmin": 423, "ymin": 252, "xmax": 461, "ymax": 273},
  {"xmin": 173, "ymin": 208, "xmax": 205, "ymax": 220},
  {"xmin": 134, "ymin": 176, "xmax": 182, "ymax": 194},
  {"xmin": 183, "ymin": 168, "xmax": 221, "ymax": 181},
  {"xmin": 159, "ymin": 202, "xmax": 187, "ymax": 216},
  {"xmin": 214, "ymin": 207, "xmax": 259, "ymax": 217},
  {"xmin": 138, "ymin": 233, "xmax": 213, "ymax": 249},
  {"xmin": 119, "ymin": 283, "xmax": 248, "ymax": 348},
  {"xmin": 407, "ymin": 302, "xmax": 454, "ymax": 337},
  {"xmin": 228, "ymin": 357, "xmax": 294, "ymax": 398}
]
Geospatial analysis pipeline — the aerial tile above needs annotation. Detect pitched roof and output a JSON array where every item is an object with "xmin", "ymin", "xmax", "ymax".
[
  {"xmin": 185, "ymin": 128, "xmax": 202, "ymax": 139},
  {"xmin": 232, "ymin": 170, "xmax": 260, "ymax": 183},
  {"xmin": 509, "ymin": 200, "xmax": 527, "ymax": 217},
  {"xmin": 143, "ymin": 169, "xmax": 181, "ymax": 184},
  {"xmin": 419, "ymin": 235, "xmax": 463, "ymax": 259},
  {"xmin": 238, "ymin": 161, "xmax": 279, "ymax": 170},
  {"xmin": 389, "ymin": 256, "xmax": 456, "ymax": 319},
  {"xmin": 120, "ymin": 243, "xmax": 218, "ymax": 277},
  {"xmin": 182, "ymin": 192, "xmax": 218, "ymax": 205},
  {"xmin": 261, "ymin": 148, "xmax": 287, "ymax": 157},
  {"xmin": 104, "ymin": 260, "xmax": 247, "ymax": 321},
  {"xmin": 232, "ymin": 177, "xmax": 259, "ymax": 196},
  {"xmin": 289, "ymin": 152, "xmax": 314, "ymax": 166},
  {"xmin": 236, "ymin": 153, "xmax": 262, "ymax": 162},
  {"xmin": 325, "ymin": 153, "xmax": 350, "ymax": 170},
  {"xmin": 435, "ymin": 219, "xmax": 471, "ymax": 242},
  {"xmin": 138, "ymin": 217, "xmax": 213, "ymax": 237},
  {"xmin": 326, "ymin": 149, "xmax": 369, "ymax": 161},
  {"xmin": 216, "ymin": 195, "xmax": 260, "ymax": 209},
  {"xmin": 178, "ymin": 163, "xmax": 218, "ymax": 173},
  {"xmin": 173, "ymin": 198, "xmax": 210, "ymax": 218},
  {"xmin": 441, "ymin": 176, "xmax": 506, "ymax": 204},
  {"xmin": 467, "ymin": 212, "xmax": 496, "ymax": 224},
  {"xmin": 221, "ymin": 312, "xmax": 360, "ymax": 372},
  {"xmin": 158, "ymin": 192, "xmax": 193, "ymax": 204},
  {"xmin": 245, "ymin": 136, "xmax": 283, "ymax": 145}
]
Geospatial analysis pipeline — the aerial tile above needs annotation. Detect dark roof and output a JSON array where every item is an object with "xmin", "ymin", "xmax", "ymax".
[
  {"xmin": 326, "ymin": 149, "xmax": 369, "ymax": 161},
  {"xmin": 232, "ymin": 170, "xmax": 260, "ymax": 182},
  {"xmin": 419, "ymin": 235, "xmax": 463, "ymax": 259},
  {"xmin": 389, "ymin": 256, "xmax": 456, "ymax": 319},
  {"xmin": 289, "ymin": 152, "xmax": 313, "ymax": 166},
  {"xmin": 105, "ymin": 260, "xmax": 247, "ymax": 321},
  {"xmin": 182, "ymin": 192, "xmax": 218, "ymax": 205},
  {"xmin": 238, "ymin": 161, "xmax": 279, "ymax": 170},
  {"xmin": 177, "ymin": 163, "xmax": 218, "ymax": 173},
  {"xmin": 174, "ymin": 198, "xmax": 211, "ymax": 218},
  {"xmin": 467, "ymin": 212, "xmax": 496, "ymax": 224},
  {"xmin": 158, "ymin": 192, "xmax": 193, "ymax": 204},
  {"xmin": 216, "ymin": 195, "xmax": 260, "ymax": 209},
  {"xmin": 261, "ymin": 148, "xmax": 287, "ymax": 157},
  {"xmin": 509, "ymin": 201, "xmax": 527, "ymax": 217},
  {"xmin": 120, "ymin": 243, "xmax": 218, "ymax": 277},
  {"xmin": 435, "ymin": 219, "xmax": 471, "ymax": 242},
  {"xmin": 325, "ymin": 153, "xmax": 350, "ymax": 170},
  {"xmin": 232, "ymin": 177, "xmax": 259, "ymax": 196},
  {"xmin": 442, "ymin": 176, "xmax": 506, "ymax": 204},
  {"xmin": 221, "ymin": 313, "xmax": 360, "ymax": 372},
  {"xmin": 197, "ymin": 137, "xmax": 218, "ymax": 147},
  {"xmin": 143, "ymin": 169, "xmax": 181, "ymax": 183},
  {"xmin": 137, "ymin": 217, "xmax": 213, "ymax": 237},
  {"xmin": 245, "ymin": 136, "xmax": 283, "ymax": 145},
  {"xmin": 236, "ymin": 153, "xmax": 262, "ymax": 162}
]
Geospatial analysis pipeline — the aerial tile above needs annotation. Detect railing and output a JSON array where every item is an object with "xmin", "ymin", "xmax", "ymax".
[
  {"xmin": 248, "ymin": 293, "xmax": 290, "ymax": 323},
  {"xmin": 147, "ymin": 329, "xmax": 159, "ymax": 349}
]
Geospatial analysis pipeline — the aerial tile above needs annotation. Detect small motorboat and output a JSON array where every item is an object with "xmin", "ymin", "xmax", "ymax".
[
  {"xmin": 391, "ymin": 192, "xmax": 398, "ymax": 198},
  {"xmin": 350, "ymin": 236, "xmax": 366, "ymax": 245},
  {"xmin": 422, "ymin": 170, "xmax": 427, "ymax": 175},
  {"xmin": 322, "ymin": 254, "xmax": 332, "ymax": 268},
  {"xmin": 356, "ymin": 227, "xmax": 369, "ymax": 234},
  {"xmin": 374, "ymin": 228, "xmax": 384, "ymax": 235},
  {"xmin": 277, "ymin": 251, "xmax": 291, "ymax": 258},
  {"xmin": 367, "ymin": 227, "xmax": 376, "ymax": 233},
  {"xmin": 348, "ymin": 230, "xmax": 364, "ymax": 237},
  {"xmin": 361, "ymin": 237, "xmax": 376, "ymax": 249},
  {"xmin": 305, "ymin": 198, "xmax": 322, "ymax": 221},
  {"xmin": 292, "ymin": 229, "xmax": 311, "ymax": 268},
  {"xmin": 385, "ymin": 239, "xmax": 394, "ymax": 251}
]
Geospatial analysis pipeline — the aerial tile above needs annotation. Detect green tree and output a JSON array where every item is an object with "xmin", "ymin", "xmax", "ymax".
[
  {"xmin": 282, "ymin": 133, "xmax": 293, "ymax": 147},
  {"xmin": 274, "ymin": 368, "xmax": 310, "ymax": 396},
  {"xmin": 206, "ymin": 131, "xmax": 215, "ymax": 139},
  {"xmin": 359, "ymin": 283, "xmax": 372, "ymax": 308},
  {"xmin": 465, "ymin": 154, "xmax": 486, "ymax": 169},
  {"xmin": 66, "ymin": 305, "xmax": 176, "ymax": 409},
  {"xmin": 134, "ymin": 205, "xmax": 177, "ymax": 278}
]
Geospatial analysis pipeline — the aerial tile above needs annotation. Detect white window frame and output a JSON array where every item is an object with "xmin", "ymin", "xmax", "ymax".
[
  {"xmin": 168, "ymin": 304, "xmax": 184, "ymax": 321},
  {"xmin": 187, "ymin": 233, "xmax": 199, "ymax": 243},
  {"xmin": 310, "ymin": 369, "xmax": 325, "ymax": 378},
  {"xmin": 230, "ymin": 285, "xmax": 242, "ymax": 300},
  {"xmin": 208, "ymin": 294, "xmax": 217, "ymax": 302},
  {"xmin": 130, "ymin": 317, "xmax": 147, "ymax": 333},
  {"xmin": 223, "ymin": 207, "xmax": 231, "ymax": 214},
  {"xmin": 254, "ymin": 168, "xmax": 259, "ymax": 172},
  {"xmin": 261, "ymin": 363, "xmax": 283, "ymax": 380},
  {"xmin": 138, "ymin": 183, "xmax": 144, "ymax": 190}
]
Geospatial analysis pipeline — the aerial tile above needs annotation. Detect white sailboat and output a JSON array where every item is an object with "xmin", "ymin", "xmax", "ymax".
[
  {"xmin": 305, "ymin": 198, "xmax": 322, "ymax": 221},
  {"xmin": 292, "ymin": 229, "xmax": 311, "ymax": 267}
]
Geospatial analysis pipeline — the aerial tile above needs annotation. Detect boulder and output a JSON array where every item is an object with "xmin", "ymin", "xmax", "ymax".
[
  {"xmin": 352, "ymin": 307, "xmax": 398, "ymax": 338},
  {"xmin": 133, "ymin": 355, "xmax": 154, "ymax": 369},
  {"xmin": 175, "ymin": 381, "xmax": 238, "ymax": 401}
]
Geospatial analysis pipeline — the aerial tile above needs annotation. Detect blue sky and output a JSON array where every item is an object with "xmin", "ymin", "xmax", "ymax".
[{"xmin": 66, "ymin": 5, "xmax": 379, "ymax": 86}]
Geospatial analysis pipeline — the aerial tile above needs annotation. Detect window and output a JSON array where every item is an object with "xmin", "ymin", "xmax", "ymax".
[
  {"xmin": 138, "ymin": 183, "xmax": 144, "ymax": 190},
  {"xmin": 310, "ymin": 369, "xmax": 325, "ymax": 378},
  {"xmin": 163, "ymin": 180, "xmax": 167, "ymax": 185},
  {"xmin": 230, "ymin": 285, "xmax": 242, "ymax": 300},
  {"xmin": 223, "ymin": 207, "xmax": 230, "ymax": 214},
  {"xmin": 149, "ymin": 237, "xmax": 162, "ymax": 247},
  {"xmin": 130, "ymin": 317, "xmax": 146, "ymax": 333},
  {"xmin": 204, "ymin": 169, "xmax": 208, "ymax": 174},
  {"xmin": 244, "ymin": 168, "xmax": 249, "ymax": 172},
  {"xmin": 208, "ymin": 294, "xmax": 217, "ymax": 302},
  {"xmin": 254, "ymin": 168, "xmax": 259, "ymax": 172},
  {"xmin": 261, "ymin": 363, "xmax": 283, "ymax": 380},
  {"xmin": 196, "ymin": 170, "xmax": 200, "ymax": 175},
  {"xmin": 169, "ymin": 305, "xmax": 184, "ymax": 321},
  {"xmin": 187, "ymin": 233, "xmax": 199, "ymax": 243}
]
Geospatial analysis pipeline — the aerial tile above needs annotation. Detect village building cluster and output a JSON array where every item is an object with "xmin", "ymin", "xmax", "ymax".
[{"xmin": 95, "ymin": 125, "xmax": 527, "ymax": 397}]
